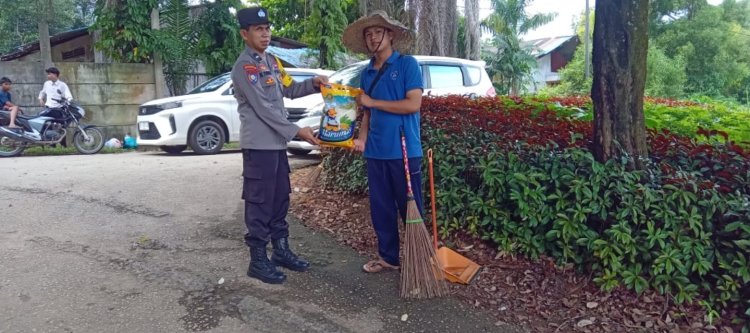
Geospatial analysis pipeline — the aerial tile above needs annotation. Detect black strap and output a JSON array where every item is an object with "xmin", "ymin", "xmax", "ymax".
[{"xmin": 366, "ymin": 55, "xmax": 403, "ymax": 96}]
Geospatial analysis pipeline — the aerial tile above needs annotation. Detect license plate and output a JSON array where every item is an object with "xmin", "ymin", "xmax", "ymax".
[{"xmin": 138, "ymin": 122, "xmax": 149, "ymax": 131}]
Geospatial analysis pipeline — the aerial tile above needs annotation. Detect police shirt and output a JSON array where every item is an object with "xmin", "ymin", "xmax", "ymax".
[{"xmin": 231, "ymin": 47, "xmax": 318, "ymax": 150}]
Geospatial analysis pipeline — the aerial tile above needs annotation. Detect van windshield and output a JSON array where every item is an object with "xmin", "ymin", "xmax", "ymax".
[{"xmin": 188, "ymin": 73, "xmax": 232, "ymax": 94}]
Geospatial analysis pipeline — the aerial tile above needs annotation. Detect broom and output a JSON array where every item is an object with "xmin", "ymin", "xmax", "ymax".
[
  {"xmin": 304, "ymin": 148, "xmax": 327, "ymax": 188},
  {"xmin": 399, "ymin": 127, "xmax": 449, "ymax": 299}
]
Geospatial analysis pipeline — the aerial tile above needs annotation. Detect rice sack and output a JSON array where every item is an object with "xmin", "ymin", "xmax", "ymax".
[{"xmin": 318, "ymin": 83, "xmax": 362, "ymax": 149}]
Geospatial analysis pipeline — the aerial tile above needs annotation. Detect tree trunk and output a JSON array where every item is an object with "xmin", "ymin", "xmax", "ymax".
[
  {"xmin": 416, "ymin": 0, "xmax": 444, "ymax": 55},
  {"xmin": 445, "ymin": 0, "xmax": 458, "ymax": 57},
  {"xmin": 591, "ymin": 0, "xmax": 649, "ymax": 169},
  {"xmin": 38, "ymin": 0, "xmax": 53, "ymax": 67},
  {"xmin": 464, "ymin": 0, "xmax": 480, "ymax": 60}
]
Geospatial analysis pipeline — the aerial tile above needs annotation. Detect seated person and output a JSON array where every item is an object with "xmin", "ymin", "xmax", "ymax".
[{"xmin": 0, "ymin": 77, "xmax": 21, "ymax": 131}]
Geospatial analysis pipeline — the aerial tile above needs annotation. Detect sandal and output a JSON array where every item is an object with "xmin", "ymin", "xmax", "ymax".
[{"xmin": 362, "ymin": 259, "xmax": 399, "ymax": 273}]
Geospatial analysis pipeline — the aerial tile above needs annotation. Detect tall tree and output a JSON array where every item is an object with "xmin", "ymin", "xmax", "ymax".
[
  {"xmin": 416, "ymin": 0, "xmax": 452, "ymax": 55},
  {"xmin": 39, "ymin": 0, "xmax": 53, "ymax": 66},
  {"xmin": 653, "ymin": 4, "xmax": 750, "ymax": 100},
  {"xmin": 157, "ymin": 0, "xmax": 197, "ymax": 96},
  {"xmin": 445, "ymin": 0, "xmax": 459, "ymax": 57},
  {"xmin": 481, "ymin": 0, "xmax": 555, "ymax": 95},
  {"xmin": 195, "ymin": 0, "xmax": 245, "ymax": 76},
  {"xmin": 92, "ymin": 0, "xmax": 160, "ymax": 63},
  {"xmin": 591, "ymin": 0, "xmax": 649, "ymax": 169},
  {"xmin": 0, "ymin": 0, "xmax": 79, "ymax": 55},
  {"xmin": 260, "ymin": 0, "xmax": 307, "ymax": 41},
  {"xmin": 359, "ymin": 0, "xmax": 407, "ymax": 19},
  {"xmin": 304, "ymin": 0, "xmax": 348, "ymax": 69},
  {"xmin": 464, "ymin": 0, "xmax": 481, "ymax": 60},
  {"xmin": 544, "ymin": 10, "xmax": 686, "ymax": 99}
]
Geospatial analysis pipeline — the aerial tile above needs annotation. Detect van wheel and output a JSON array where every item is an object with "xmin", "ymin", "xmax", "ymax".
[{"xmin": 189, "ymin": 120, "xmax": 224, "ymax": 155}]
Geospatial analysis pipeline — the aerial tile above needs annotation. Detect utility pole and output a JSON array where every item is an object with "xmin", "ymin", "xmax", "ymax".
[{"xmin": 584, "ymin": 0, "xmax": 590, "ymax": 80}]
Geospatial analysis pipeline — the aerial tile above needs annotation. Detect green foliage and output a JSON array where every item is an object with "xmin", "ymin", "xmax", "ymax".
[
  {"xmin": 259, "ymin": 0, "xmax": 307, "ymax": 41},
  {"xmin": 323, "ymin": 96, "xmax": 750, "ymax": 328},
  {"xmin": 194, "ymin": 0, "xmax": 245, "ymax": 76},
  {"xmin": 303, "ymin": 0, "xmax": 349, "ymax": 69},
  {"xmin": 156, "ymin": 0, "xmax": 197, "ymax": 96},
  {"xmin": 653, "ymin": 4, "xmax": 750, "ymax": 102},
  {"xmin": 0, "ymin": 0, "xmax": 90, "ymax": 54},
  {"xmin": 92, "ymin": 0, "xmax": 159, "ymax": 63},
  {"xmin": 645, "ymin": 44, "xmax": 688, "ymax": 98}
]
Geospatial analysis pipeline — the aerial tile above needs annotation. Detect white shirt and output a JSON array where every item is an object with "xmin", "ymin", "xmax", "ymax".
[{"xmin": 39, "ymin": 80, "xmax": 73, "ymax": 108}]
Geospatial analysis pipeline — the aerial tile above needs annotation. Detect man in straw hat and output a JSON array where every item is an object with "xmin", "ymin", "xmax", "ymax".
[
  {"xmin": 343, "ymin": 11, "xmax": 425, "ymax": 273},
  {"xmin": 232, "ymin": 6, "xmax": 327, "ymax": 284}
]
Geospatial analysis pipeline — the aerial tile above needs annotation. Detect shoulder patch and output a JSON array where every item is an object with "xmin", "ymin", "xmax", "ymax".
[
  {"xmin": 243, "ymin": 64, "xmax": 259, "ymax": 75},
  {"xmin": 244, "ymin": 64, "xmax": 260, "ymax": 84}
]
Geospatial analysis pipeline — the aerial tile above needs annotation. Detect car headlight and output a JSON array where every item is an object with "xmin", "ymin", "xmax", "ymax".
[
  {"xmin": 139, "ymin": 101, "xmax": 183, "ymax": 116},
  {"xmin": 159, "ymin": 101, "xmax": 182, "ymax": 110}
]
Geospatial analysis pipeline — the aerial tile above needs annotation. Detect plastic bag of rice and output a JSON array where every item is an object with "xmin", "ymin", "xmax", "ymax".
[{"xmin": 318, "ymin": 83, "xmax": 362, "ymax": 149}]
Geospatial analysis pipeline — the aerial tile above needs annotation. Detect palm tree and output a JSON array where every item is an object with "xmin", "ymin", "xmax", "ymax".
[{"xmin": 481, "ymin": 0, "xmax": 555, "ymax": 95}]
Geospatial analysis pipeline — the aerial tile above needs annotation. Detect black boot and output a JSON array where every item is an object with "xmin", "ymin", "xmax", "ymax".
[
  {"xmin": 271, "ymin": 238, "xmax": 310, "ymax": 272},
  {"xmin": 247, "ymin": 246, "xmax": 286, "ymax": 284}
]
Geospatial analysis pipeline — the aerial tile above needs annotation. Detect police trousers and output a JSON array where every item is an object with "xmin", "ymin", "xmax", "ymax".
[
  {"xmin": 242, "ymin": 149, "xmax": 291, "ymax": 248},
  {"xmin": 366, "ymin": 158, "xmax": 424, "ymax": 267}
]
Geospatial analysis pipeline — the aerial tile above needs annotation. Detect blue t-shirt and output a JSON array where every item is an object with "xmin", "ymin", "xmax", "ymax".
[
  {"xmin": 0, "ymin": 90, "xmax": 11, "ymax": 108},
  {"xmin": 361, "ymin": 51, "xmax": 424, "ymax": 160}
]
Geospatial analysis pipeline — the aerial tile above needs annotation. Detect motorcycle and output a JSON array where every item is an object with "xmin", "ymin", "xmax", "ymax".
[{"xmin": 0, "ymin": 91, "xmax": 104, "ymax": 157}]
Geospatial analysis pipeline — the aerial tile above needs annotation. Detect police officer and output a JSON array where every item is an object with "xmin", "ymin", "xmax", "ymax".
[{"xmin": 232, "ymin": 7, "xmax": 327, "ymax": 284}]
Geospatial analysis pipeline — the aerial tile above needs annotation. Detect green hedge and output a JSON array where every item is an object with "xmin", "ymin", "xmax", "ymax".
[{"xmin": 322, "ymin": 96, "xmax": 750, "ymax": 329}]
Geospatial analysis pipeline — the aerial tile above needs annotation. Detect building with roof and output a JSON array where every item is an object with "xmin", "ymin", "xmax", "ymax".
[{"xmin": 522, "ymin": 35, "xmax": 579, "ymax": 92}]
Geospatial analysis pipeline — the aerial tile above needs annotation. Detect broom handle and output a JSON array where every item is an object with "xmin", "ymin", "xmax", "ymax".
[
  {"xmin": 400, "ymin": 127, "xmax": 414, "ymax": 198},
  {"xmin": 428, "ymin": 149, "xmax": 438, "ymax": 250}
]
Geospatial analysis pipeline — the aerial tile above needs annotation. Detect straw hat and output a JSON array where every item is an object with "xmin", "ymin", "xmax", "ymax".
[{"xmin": 342, "ymin": 10, "xmax": 415, "ymax": 54}]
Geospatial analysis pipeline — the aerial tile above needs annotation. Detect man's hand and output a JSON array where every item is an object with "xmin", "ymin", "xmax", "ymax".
[
  {"xmin": 353, "ymin": 138, "xmax": 366, "ymax": 153},
  {"xmin": 355, "ymin": 94, "xmax": 375, "ymax": 109},
  {"xmin": 313, "ymin": 76, "xmax": 329, "ymax": 87},
  {"xmin": 297, "ymin": 126, "xmax": 320, "ymax": 146}
]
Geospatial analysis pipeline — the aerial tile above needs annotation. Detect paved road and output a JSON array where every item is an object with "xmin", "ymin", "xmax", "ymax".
[{"xmin": 0, "ymin": 151, "xmax": 521, "ymax": 333}]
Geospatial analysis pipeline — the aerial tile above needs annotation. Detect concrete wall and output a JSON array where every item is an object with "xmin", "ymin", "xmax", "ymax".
[{"xmin": 0, "ymin": 62, "xmax": 156, "ymax": 140}]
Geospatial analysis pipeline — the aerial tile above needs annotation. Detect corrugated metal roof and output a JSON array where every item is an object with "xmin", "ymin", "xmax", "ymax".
[
  {"xmin": 1, "ymin": 27, "xmax": 90, "ymax": 61},
  {"xmin": 523, "ymin": 35, "xmax": 577, "ymax": 57},
  {"xmin": 267, "ymin": 46, "xmax": 318, "ymax": 68}
]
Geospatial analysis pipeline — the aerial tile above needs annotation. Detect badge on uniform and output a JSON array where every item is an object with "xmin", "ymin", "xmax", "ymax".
[
  {"xmin": 244, "ymin": 64, "xmax": 260, "ymax": 84},
  {"xmin": 265, "ymin": 76, "xmax": 276, "ymax": 85},
  {"xmin": 390, "ymin": 70, "xmax": 399, "ymax": 80},
  {"xmin": 244, "ymin": 64, "xmax": 259, "ymax": 74}
]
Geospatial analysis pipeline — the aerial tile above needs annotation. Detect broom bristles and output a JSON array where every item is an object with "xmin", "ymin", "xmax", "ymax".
[
  {"xmin": 304, "ymin": 163, "xmax": 324, "ymax": 187},
  {"xmin": 400, "ymin": 198, "xmax": 449, "ymax": 299}
]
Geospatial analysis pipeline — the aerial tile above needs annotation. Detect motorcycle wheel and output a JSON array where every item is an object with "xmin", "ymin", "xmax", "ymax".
[
  {"xmin": 73, "ymin": 127, "xmax": 105, "ymax": 154},
  {"xmin": 0, "ymin": 136, "xmax": 25, "ymax": 157}
]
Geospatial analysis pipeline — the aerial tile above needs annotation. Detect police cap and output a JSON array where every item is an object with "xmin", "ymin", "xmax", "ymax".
[{"xmin": 237, "ymin": 7, "xmax": 270, "ymax": 29}]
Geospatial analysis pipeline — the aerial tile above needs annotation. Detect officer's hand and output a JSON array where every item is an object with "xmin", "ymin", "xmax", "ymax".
[
  {"xmin": 355, "ymin": 94, "xmax": 375, "ymax": 108},
  {"xmin": 313, "ymin": 76, "xmax": 329, "ymax": 87},
  {"xmin": 297, "ymin": 126, "xmax": 320, "ymax": 146}
]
